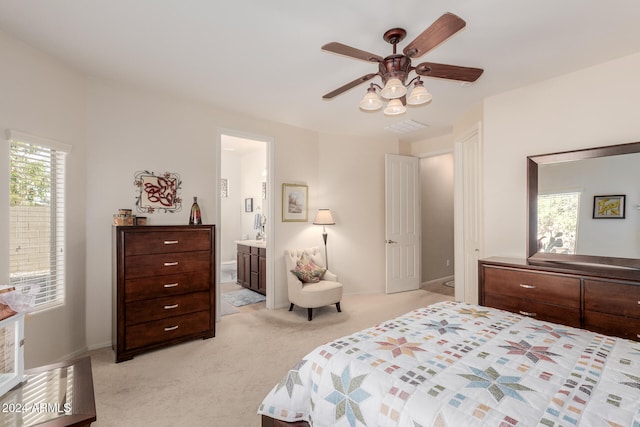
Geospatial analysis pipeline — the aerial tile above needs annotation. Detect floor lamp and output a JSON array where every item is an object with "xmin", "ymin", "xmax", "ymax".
[{"xmin": 313, "ymin": 209, "xmax": 335, "ymax": 269}]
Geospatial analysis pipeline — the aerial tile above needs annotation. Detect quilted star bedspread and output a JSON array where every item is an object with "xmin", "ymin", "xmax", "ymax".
[{"xmin": 258, "ymin": 301, "xmax": 640, "ymax": 426}]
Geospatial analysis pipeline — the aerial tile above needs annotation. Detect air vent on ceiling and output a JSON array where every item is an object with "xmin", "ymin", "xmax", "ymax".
[{"xmin": 384, "ymin": 119, "xmax": 429, "ymax": 134}]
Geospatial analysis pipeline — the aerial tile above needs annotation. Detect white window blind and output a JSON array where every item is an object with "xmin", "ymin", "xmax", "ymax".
[{"xmin": 7, "ymin": 130, "xmax": 71, "ymax": 311}]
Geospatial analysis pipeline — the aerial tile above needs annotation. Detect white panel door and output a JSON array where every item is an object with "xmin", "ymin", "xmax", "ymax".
[
  {"xmin": 385, "ymin": 154, "xmax": 420, "ymax": 293},
  {"xmin": 454, "ymin": 124, "xmax": 482, "ymax": 304}
]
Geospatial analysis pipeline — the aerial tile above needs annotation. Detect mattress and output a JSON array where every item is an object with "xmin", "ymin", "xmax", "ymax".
[{"xmin": 258, "ymin": 300, "xmax": 640, "ymax": 426}]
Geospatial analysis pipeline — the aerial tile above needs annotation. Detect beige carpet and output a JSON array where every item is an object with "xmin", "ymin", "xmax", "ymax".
[{"xmin": 87, "ymin": 288, "xmax": 453, "ymax": 426}]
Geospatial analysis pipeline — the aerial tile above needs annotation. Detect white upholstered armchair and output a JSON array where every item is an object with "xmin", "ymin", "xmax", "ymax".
[{"xmin": 284, "ymin": 247, "xmax": 343, "ymax": 321}]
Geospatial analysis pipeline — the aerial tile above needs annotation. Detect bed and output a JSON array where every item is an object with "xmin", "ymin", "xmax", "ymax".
[{"xmin": 258, "ymin": 301, "xmax": 640, "ymax": 426}]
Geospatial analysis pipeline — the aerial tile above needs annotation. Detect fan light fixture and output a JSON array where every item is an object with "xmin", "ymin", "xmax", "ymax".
[
  {"xmin": 322, "ymin": 14, "xmax": 485, "ymax": 119},
  {"xmin": 359, "ymin": 76, "xmax": 432, "ymax": 115}
]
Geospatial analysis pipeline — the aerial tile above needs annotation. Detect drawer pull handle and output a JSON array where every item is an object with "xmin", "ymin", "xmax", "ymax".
[
  {"xmin": 164, "ymin": 262, "xmax": 179, "ymax": 267},
  {"xmin": 164, "ymin": 304, "xmax": 179, "ymax": 310},
  {"xmin": 164, "ymin": 240, "xmax": 179, "ymax": 245},
  {"xmin": 519, "ymin": 284, "xmax": 536, "ymax": 289},
  {"xmin": 164, "ymin": 325, "xmax": 179, "ymax": 332},
  {"xmin": 164, "ymin": 283, "xmax": 179, "ymax": 288},
  {"xmin": 519, "ymin": 310, "xmax": 537, "ymax": 317}
]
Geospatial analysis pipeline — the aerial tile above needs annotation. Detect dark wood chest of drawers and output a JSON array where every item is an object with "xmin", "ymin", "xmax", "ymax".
[
  {"xmin": 113, "ymin": 225, "xmax": 215, "ymax": 362},
  {"xmin": 479, "ymin": 257, "xmax": 640, "ymax": 341}
]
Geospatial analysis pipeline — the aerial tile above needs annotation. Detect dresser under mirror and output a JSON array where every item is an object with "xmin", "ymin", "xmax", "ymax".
[{"xmin": 480, "ymin": 141, "xmax": 640, "ymax": 342}]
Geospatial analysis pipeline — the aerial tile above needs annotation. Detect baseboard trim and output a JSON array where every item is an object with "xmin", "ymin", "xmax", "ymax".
[{"xmin": 86, "ymin": 341, "xmax": 112, "ymax": 352}]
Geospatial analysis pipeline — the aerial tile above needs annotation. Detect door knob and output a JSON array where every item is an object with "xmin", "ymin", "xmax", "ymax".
[{"xmin": 386, "ymin": 240, "xmax": 397, "ymax": 244}]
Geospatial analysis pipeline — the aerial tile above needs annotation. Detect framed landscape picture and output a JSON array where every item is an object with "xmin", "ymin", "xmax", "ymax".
[{"xmin": 282, "ymin": 183, "xmax": 308, "ymax": 222}]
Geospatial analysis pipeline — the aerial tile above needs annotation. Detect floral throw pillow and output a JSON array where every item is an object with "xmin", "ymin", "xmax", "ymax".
[{"xmin": 291, "ymin": 253, "xmax": 326, "ymax": 283}]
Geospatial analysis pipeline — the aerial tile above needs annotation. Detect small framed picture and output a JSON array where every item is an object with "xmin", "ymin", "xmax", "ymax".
[
  {"xmin": 245, "ymin": 198, "xmax": 253, "ymax": 212},
  {"xmin": 593, "ymin": 195, "xmax": 625, "ymax": 219},
  {"xmin": 282, "ymin": 183, "xmax": 308, "ymax": 222}
]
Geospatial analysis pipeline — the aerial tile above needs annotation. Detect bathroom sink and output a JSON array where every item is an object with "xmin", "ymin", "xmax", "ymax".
[{"xmin": 236, "ymin": 239, "xmax": 266, "ymax": 248}]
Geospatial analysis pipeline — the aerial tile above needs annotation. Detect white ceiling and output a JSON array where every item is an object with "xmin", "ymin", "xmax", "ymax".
[{"xmin": 1, "ymin": 1, "xmax": 640, "ymax": 142}]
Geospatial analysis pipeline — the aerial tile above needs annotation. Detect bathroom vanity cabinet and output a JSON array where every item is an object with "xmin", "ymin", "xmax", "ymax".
[{"xmin": 237, "ymin": 241, "xmax": 266, "ymax": 295}]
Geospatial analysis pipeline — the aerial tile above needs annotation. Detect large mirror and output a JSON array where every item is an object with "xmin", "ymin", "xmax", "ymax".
[{"xmin": 527, "ymin": 141, "xmax": 640, "ymax": 269}]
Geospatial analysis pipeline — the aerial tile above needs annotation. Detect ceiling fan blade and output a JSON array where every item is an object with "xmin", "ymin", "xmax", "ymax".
[
  {"xmin": 403, "ymin": 12, "xmax": 466, "ymax": 58},
  {"xmin": 415, "ymin": 62, "xmax": 484, "ymax": 82},
  {"xmin": 322, "ymin": 73, "xmax": 378, "ymax": 99},
  {"xmin": 322, "ymin": 42, "xmax": 383, "ymax": 63}
]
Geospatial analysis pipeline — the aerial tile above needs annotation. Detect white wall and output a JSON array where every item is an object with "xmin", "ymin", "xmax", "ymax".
[
  {"xmin": 0, "ymin": 30, "xmax": 87, "ymax": 367},
  {"xmin": 82, "ymin": 80, "xmax": 402, "ymax": 344},
  {"xmin": 315, "ymin": 133, "xmax": 399, "ymax": 295},
  {"xmin": 410, "ymin": 138, "xmax": 456, "ymax": 283},
  {"xmin": 220, "ymin": 153, "xmax": 242, "ymax": 263},
  {"xmin": 420, "ymin": 154, "xmax": 454, "ymax": 282},
  {"xmin": 0, "ymin": 26, "xmax": 405, "ymax": 361},
  {"xmin": 410, "ymin": 134, "xmax": 454, "ymax": 156},
  {"xmin": 240, "ymin": 147, "xmax": 267, "ymax": 240},
  {"xmin": 483, "ymin": 52, "xmax": 640, "ymax": 259},
  {"xmin": 84, "ymin": 78, "xmax": 329, "ymax": 348}
]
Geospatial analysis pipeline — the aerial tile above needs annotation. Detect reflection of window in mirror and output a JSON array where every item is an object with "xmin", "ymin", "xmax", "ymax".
[{"xmin": 537, "ymin": 192, "xmax": 580, "ymax": 254}]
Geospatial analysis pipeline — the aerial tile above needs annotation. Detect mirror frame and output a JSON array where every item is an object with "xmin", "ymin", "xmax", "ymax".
[{"xmin": 527, "ymin": 141, "xmax": 640, "ymax": 269}]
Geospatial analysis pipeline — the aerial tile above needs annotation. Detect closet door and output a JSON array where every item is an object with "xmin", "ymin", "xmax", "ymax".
[{"xmin": 385, "ymin": 154, "xmax": 420, "ymax": 294}]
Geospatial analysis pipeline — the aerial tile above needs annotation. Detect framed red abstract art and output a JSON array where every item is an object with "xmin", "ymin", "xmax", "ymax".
[{"xmin": 134, "ymin": 170, "xmax": 182, "ymax": 213}]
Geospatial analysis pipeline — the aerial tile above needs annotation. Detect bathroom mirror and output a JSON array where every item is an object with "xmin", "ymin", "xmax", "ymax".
[{"xmin": 527, "ymin": 141, "xmax": 640, "ymax": 269}]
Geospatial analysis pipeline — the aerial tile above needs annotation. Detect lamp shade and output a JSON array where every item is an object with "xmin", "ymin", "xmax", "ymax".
[
  {"xmin": 407, "ymin": 81, "xmax": 432, "ymax": 105},
  {"xmin": 383, "ymin": 99, "xmax": 406, "ymax": 116},
  {"xmin": 380, "ymin": 78, "xmax": 407, "ymax": 99},
  {"xmin": 313, "ymin": 209, "xmax": 335, "ymax": 225},
  {"xmin": 359, "ymin": 90, "xmax": 383, "ymax": 111}
]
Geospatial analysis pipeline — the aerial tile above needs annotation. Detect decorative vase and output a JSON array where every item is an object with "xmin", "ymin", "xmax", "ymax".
[{"xmin": 189, "ymin": 196, "xmax": 202, "ymax": 225}]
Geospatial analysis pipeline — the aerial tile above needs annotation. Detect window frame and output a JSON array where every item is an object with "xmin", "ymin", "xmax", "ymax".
[
  {"xmin": 536, "ymin": 191, "xmax": 581, "ymax": 255},
  {"xmin": 7, "ymin": 130, "xmax": 71, "ymax": 312}
]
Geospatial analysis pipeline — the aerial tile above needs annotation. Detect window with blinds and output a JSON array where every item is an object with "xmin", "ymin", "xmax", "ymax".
[{"xmin": 8, "ymin": 130, "xmax": 71, "ymax": 311}]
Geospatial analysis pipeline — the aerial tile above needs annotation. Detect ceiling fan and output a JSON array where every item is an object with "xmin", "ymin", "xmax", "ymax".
[{"xmin": 321, "ymin": 12, "xmax": 484, "ymax": 115}]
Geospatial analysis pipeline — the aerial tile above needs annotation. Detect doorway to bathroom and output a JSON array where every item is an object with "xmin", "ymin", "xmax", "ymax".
[{"xmin": 218, "ymin": 131, "xmax": 273, "ymax": 317}]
